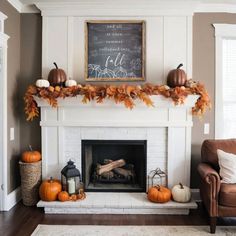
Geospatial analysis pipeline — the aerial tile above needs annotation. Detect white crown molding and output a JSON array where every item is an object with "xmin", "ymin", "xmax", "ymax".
[
  {"xmin": 7, "ymin": 0, "xmax": 22, "ymax": 13},
  {"xmin": 196, "ymin": 3, "xmax": 236, "ymax": 13},
  {"xmin": 0, "ymin": 12, "xmax": 7, "ymax": 21},
  {"xmin": 7, "ymin": 0, "xmax": 236, "ymax": 15},
  {"xmin": 21, "ymin": 4, "xmax": 40, "ymax": 13},
  {"xmin": 7, "ymin": 0, "xmax": 40, "ymax": 13},
  {"xmin": 34, "ymin": 0, "xmax": 199, "ymax": 16}
]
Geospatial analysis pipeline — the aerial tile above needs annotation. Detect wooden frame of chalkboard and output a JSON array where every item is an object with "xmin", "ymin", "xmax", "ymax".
[{"xmin": 85, "ymin": 20, "xmax": 146, "ymax": 81}]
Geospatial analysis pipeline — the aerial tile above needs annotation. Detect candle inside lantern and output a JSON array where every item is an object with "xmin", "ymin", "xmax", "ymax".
[{"xmin": 67, "ymin": 178, "xmax": 76, "ymax": 194}]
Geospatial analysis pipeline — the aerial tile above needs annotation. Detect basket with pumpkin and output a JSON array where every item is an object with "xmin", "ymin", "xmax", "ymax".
[{"xmin": 19, "ymin": 145, "xmax": 42, "ymax": 206}]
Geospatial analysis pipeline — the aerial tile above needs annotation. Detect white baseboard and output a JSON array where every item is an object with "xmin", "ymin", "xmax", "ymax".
[
  {"xmin": 191, "ymin": 188, "xmax": 201, "ymax": 202},
  {"xmin": 3, "ymin": 186, "xmax": 21, "ymax": 211}
]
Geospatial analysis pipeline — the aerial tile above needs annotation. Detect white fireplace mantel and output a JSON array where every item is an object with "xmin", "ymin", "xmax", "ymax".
[
  {"xmin": 35, "ymin": 95, "xmax": 198, "ymax": 128},
  {"xmin": 36, "ymin": 94, "xmax": 199, "ymax": 191}
]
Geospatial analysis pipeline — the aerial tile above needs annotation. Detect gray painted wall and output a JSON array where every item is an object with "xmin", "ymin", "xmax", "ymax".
[
  {"xmin": 191, "ymin": 13, "xmax": 236, "ymax": 188},
  {"xmin": 0, "ymin": 0, "xmax": 21, "ymax": 193},
  {"xmin": 19, "ymin": 14, "xmax": 42, "ymax": 153},
  {"xmin": 0, "ymin": 1, "xmax": 42, "ymax": 193}
]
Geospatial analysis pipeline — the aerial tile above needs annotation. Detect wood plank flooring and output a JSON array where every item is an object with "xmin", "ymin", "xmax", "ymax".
[{"xmin": 0, "ymin": 202, "xmax": 236, "ymax": 236}]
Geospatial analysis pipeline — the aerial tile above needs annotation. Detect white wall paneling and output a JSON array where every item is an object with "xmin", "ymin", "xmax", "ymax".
[
  {"xmin": 41, "ymin": 15, "xmax": 192, "ymax": 84},
  {"xmin": 42, "ymin": 17, "xmax": 68, "ymax": 78}
]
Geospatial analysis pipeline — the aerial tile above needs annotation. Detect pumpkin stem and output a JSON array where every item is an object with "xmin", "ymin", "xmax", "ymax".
[
  {"xmin": 29, "ymin": 145, "xmax": 33, "ymax": 151},
  {"xmin": 49, "ymin": 177, "xmax": 53, "ymax": 183},
  {"xmin": 53, "ymin": 62, "xmax": 58, "ymax": 69},
  {"xmin": 154, "ymin": 185, "xmax": 161, "ymax": 191},
  {"xmin": 179, "ymin": 183, "xmax": 184, "ymax": 189},
  {"xmin": 177, "ymin": 63, "xmax": 183, "ymax": 69}
]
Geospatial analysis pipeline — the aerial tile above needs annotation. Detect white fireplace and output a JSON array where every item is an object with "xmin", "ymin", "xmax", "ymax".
[
  {"xmin": 36, "ymin": 95, "xmax": 198, "ymax": 189},
  {"xmin": 36, "ymin": 95, "xmax": 198, "ymax": 214},
  {"xmin": 34, "ymin": 0, "xmax": 199, "ymax": 214}
]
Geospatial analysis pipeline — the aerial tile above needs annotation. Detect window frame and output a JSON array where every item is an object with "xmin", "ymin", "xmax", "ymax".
[
  {"xmin": 213, "ymin": 24, "xmax": 236, "ymax": 139},
  {"xmin": 0, "ymin": 12, "xmax": 9, "ymax": 211}
]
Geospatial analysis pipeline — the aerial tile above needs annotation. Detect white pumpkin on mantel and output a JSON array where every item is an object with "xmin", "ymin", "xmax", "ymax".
[
  {"xmin": 36, "ymin": 78, "xmax": 50, "ymax": 88},
  {"xmin": 65, "ymin": 78, "xmax": 77, "ymax": 87},
  {"xmin": 171, "ymin": 183, "xmax": 191, "ymax": 203}
]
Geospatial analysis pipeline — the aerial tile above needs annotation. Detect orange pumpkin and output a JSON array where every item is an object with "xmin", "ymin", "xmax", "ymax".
[
  {"xmin": 58, "ymin": 191, "xmax": 70, "ymax": 202},
  {"xmin": 21, "ymin": 145, "xmax": 41, "ymax": 163},
  {"xmin": 167, "ymin": 64, "xmax": 187, "ymax": 88},
  {"xmin": 77, "ymin": 192, "xmax": 86, "ymax": 200},
  {"xmin": 39, "ymin": 177, "xmax": 62, "ymax": 201},
  {"xmin": 147, "ymin": 185, "xmax": 171, "ymax": 203},
  {"xmin": 48, "ymin": 62, "xmax": 67, "ymax": 87},
  {"xmin": 70, "ymin": 194, "xmax": 77, "ymax": 201}
]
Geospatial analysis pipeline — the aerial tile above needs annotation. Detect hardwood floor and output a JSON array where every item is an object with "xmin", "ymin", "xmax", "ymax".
[{"xmin": 0, "ymin": 202, "xmax": 236, "ymax": 236}]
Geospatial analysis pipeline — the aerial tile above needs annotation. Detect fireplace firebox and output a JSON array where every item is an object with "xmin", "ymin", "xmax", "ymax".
[{"xmin": 82, "ymin": 140, "xmax": 147, "ymax": 192}]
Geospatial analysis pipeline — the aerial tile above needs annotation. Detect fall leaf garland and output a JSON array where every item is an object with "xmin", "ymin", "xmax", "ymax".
[{"xmin": 24, "ymin": 81, "xmax": 211, "ymax": 121}]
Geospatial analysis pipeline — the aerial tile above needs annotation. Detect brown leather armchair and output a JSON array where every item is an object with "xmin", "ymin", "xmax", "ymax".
[{"xmin": 198, "ymin": 139, "xmax": 236, "ymax": 233}]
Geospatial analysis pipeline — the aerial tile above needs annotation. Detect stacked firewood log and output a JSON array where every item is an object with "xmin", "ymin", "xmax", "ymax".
[{"xmin": 96, "ymin": 159, "xmax": 135, "ymax": 180}]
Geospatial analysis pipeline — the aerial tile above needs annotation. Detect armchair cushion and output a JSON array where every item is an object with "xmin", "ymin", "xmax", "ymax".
[
  {"xmin": 201, "ymin": 139, "xmax": 236, "ymax": 170},
  {"xmin": 217, "ymin": 149, "xmax": 236, "ymax": 183},
  {"xmin": 219, "ymin": 183, "xmax": 236, "ymax": 207}
]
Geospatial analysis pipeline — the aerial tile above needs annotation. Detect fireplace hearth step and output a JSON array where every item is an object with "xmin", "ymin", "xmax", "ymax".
[{"xmin": 37, "ymin": 193, "xmax": 197, "ymax": 215}]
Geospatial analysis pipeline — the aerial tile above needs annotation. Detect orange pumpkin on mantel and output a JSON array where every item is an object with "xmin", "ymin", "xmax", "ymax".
[
  {"xmin": 21, "ymin": 145, "xmax": 41, "ymax": 163},
  {"xmin": 39, "ymin": 177, "xmax": 62, "ymax": 201},
  {"xmin": 167, "ymin": 63, "xmax": 187, "ymax": 88},
  {"xmin": 147, "ymin": 185, "xmax": 171, "ymax": 203},
  {"xmin": 48, "ymin": 62, "xmax": 67, "ymax": 87}
]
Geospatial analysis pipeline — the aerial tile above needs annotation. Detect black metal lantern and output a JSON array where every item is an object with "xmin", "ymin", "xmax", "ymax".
[{"xmin": 61, "ymin": 160, "xmax": 81, "ymax": 195}]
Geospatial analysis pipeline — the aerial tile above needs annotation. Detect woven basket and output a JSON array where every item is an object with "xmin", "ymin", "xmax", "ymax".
[{"xmin": 19, "ymin": 160, "xmax": 42, "ymax": 206}]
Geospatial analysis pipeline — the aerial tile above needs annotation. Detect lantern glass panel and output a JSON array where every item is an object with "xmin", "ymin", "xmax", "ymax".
[
  {"xmin": 61, "ymin": 175, "xmax": 67, "ymax": 192},
  {"xmin": 147, "ymin": 168, "xmax": 167, "ymax": 190}
]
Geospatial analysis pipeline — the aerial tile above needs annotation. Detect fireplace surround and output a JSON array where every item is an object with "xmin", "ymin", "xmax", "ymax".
[
  {"xmin": 36, "ymin": 95, "xmax": 198, "ymax": 214},
  {"xmin": 35, "ymin": 95, "xmax": 198, "ymax": 188}
]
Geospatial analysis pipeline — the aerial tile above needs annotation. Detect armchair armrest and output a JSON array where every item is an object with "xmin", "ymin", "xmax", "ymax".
[{"xmin": 197, "ymin": 163, "xmax": 221, "ymax": 216}]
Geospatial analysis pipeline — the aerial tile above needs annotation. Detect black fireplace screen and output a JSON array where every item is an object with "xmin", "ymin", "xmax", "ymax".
[{"xmin": 82, "ymin": 140, "xmax": 147, "ymax": 192}]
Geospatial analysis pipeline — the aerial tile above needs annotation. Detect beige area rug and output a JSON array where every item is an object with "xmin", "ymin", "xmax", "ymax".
[{"xmin": 31, "ymin": 225, "xmax": 236, "ymax": 236}]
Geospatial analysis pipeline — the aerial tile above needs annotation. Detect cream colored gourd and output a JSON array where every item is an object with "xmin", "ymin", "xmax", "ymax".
[
  {"xmin": 172, "ymin": 183, "xmax": 191, "ymax": 203},
  {"xmin": 36, "ymin": 78, "xmax": 50, "ymax": 88},
  {"xmin": 65, "ymin": 79, "xmax": 77, "ymax": 87}
]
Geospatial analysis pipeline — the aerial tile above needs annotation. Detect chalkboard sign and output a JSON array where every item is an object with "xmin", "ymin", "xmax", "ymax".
[{"xmin": 85, "ymin": 21, "xmax": 145, "ymax": 81}]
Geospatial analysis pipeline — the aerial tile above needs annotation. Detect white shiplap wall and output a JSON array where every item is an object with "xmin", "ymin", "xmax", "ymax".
[{"xmin": 42, "ymin": 15, "xmax": 192, "ymax": 84}]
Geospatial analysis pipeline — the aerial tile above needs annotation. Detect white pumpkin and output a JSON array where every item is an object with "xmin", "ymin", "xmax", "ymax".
[
  {"xmin": 171, "ymin": 183, "xmax": 191, "ymax": 203},
  {"xmin": 65, "ymin": 79, "xmax": 77, "ymax": 87},
  {"xmin": 36, "ymin": 78, "xmax": 50, "ymax": 88}
]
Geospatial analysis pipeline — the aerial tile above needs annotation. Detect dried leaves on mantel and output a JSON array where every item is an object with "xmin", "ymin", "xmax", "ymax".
[{"xmin": 24, "ymin": 81, "xmax": 211, "ymax": 121}]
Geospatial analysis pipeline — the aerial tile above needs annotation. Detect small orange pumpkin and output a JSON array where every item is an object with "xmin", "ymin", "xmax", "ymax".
[
  {"xmin": 70, "ymin": 194, "xmax": 77, "ymax": 201},
  {"xmin": 21, "ymin": 145, "xmax": 41, "ymax": 163},
  {"xmin": 39, "ymin": 177, "xmax": 62, "ymax": 201},
  {"xmin": 58, "ymin": 191, "xmax": 70, "ymax": 202},
  {"xmin": 167, "ymin": 63, "xmax": 187, "ymax": 88},
  {"xmin": 147, "ymin": 185, "xmax": 171, "ymax": 203},
  {"xmin": 77, "ymin": 192, "xmax": 86, "ymax": 200}
]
